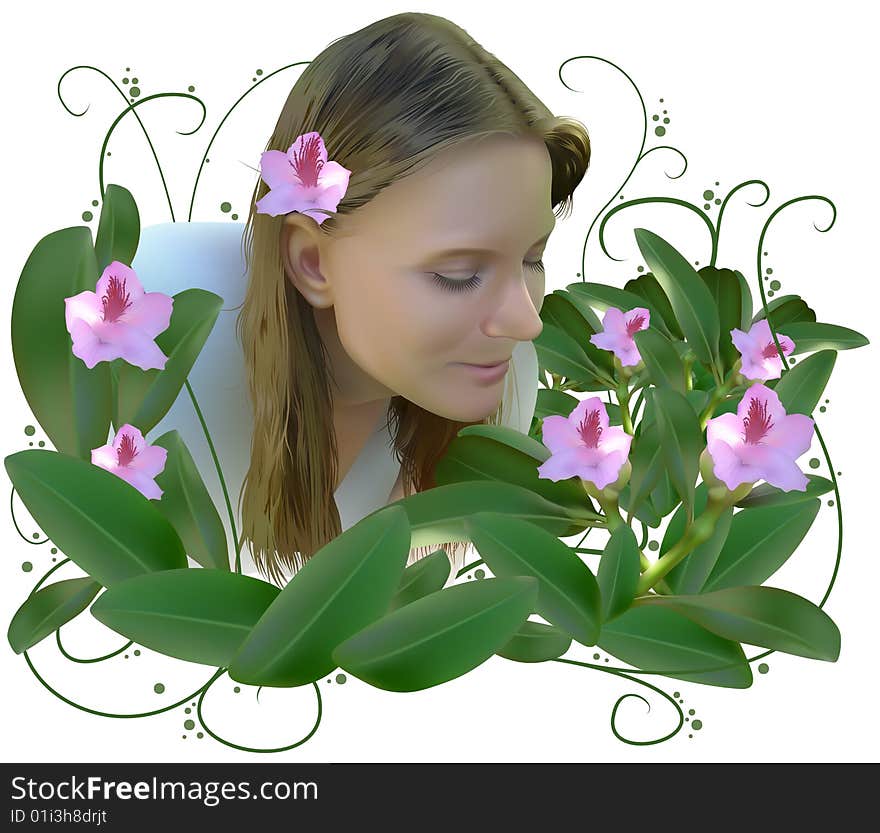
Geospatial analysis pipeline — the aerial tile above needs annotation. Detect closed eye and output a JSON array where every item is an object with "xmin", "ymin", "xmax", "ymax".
[{"xmin": 430, "ymin": 259, "xmax": 545, "ymax": 294}]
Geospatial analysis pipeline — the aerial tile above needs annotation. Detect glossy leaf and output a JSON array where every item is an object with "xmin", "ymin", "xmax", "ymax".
[
  {"xmin": 632, "ymin": 328, "xmax": 686, "ymax": 394},
  {"xmin": 115, "ymin": 289, "xmax": 223, "ymax": 435},
  {"xmin": 8, "ymin": 577, "xmax": 102, "ymax": 653},
  {"xmin": 624, "ymin": 272, "xmax": 684, "ymax": 340},
  {"xmin": 465, "ymin": 512, "xmax": 601, "ymax": 645},
  {"xmin": 752, "ymin": 294, "xmax": 816, "ymax": 327},
  {"xmin": 597, "ymin": 524, "xmax": 641, "ymax": 622},
  {"xmin": 636, "ymin": 586, "xmax": 840, "ymax": 661},
  {"xmin": 652, "ymin": 388, "xmax": 703, "ymax": 522},
  {"xmin": 734, "ymin": 270, "xmax": 754, "ymax": 330},
  {"xmin": 91, "ymin": 568, "xmax": 280, "ymax": 667},
  {"xmin": 151, "ymin": 430, "xmax": 229, "ymax": 571},
  {"xmin": 388, "ymin": 549, "xmax": 451, "ymax": 612},
  {"xmin": 496, "ymin": 619, "xmax": 572, "ymax": 663},
  {"xmin": 332, "ymin": 576, "xmax": 538, "ymax": 691},
  {"xmin": 4, "ymin": 450, "xmax": 187, "ymax": 586},
  {"xmin": 773, "ymin": 350, "xmax": 836, "ymax": 415},
  {"xmin": 540, "ymin": 294, "xmax": 616, "ymax": 379},
  {"xmin": 735, "ymin": 475, "xmax": 834, "ymax": 509},
  {"xmin": 662, "ymin": 483, "xmax": 733, "ymax": 595},
  {"xmin": 94, "ymin": 184, "xmax": 140, "ymax": 272},
  {"xmin": 548, "ymin": 288, "xmax": 603, "ymax": 332},
  {"xmin": 702, "ymin": 499, "xmax": 821, "ymax": 592},
  {"xmin": 598, "ymin": 605, "xmax": 752, "ymax": 688},
  {"xmin": 228, "ymin": 504, "xmax": 411, "ymax": 687},
  {"xmin": 633, "ymin": 228, "xmax": 721, "ymax": 372},
  {"xmin": 698, "ymin": 266, "xmax": 743, "ymax": 373},
  {"xmin": 566, "ymin": 281, "xmax": 675, "ymax": 340},
  {"xmin": 776, "ymin": 321, "xmax": 870, "ymax": 354},
  {"xmin": 534, "ymin": 323, "xmax": 613, "ymax": 391},
  {"xmin": 12, "ymin": 227, "xmax": 112, "ymax": 460}
]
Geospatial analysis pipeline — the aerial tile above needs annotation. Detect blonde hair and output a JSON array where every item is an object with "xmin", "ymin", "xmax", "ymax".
[{"xmin": 234, "ymin": 12, "xmax": 591, "ymax": 586}]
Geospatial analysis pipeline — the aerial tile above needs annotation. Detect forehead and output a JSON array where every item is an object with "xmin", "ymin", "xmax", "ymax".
[{"xmin": 340, "ymin": 135, "xmax": 554, "ymax": 246}]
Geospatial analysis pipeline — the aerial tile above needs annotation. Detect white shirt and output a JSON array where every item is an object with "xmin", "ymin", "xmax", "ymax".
[{"xmin": 131, "ymin": 222, "xmax": 539, "ymax": 576}]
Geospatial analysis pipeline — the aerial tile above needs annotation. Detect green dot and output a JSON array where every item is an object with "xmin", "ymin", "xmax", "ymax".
[
  {"xmin": 233, "ymin": 686, "xmax": 240, "ymax": 693},
  {"xmin": 703, "ymin": 190, "xmax": 714, "ymax": 200},
  {"xmin": 704, "ymin": 203, "xmax": 711, "ymax": 210},
  {"xmin": 124, "ymin": 654, "xmax": 129, "ymax": 659},
  {"xmin": 256, "ymin": 69, "xmax": 263, "ymax": 76},
  {"xmin": 188, "ymin": 85, "xmax": 195, "ymax": 92},
  {"xmin": 252, "ymin": 78, "xmax": 257, "ymax": 82},
  {"xmin": 132, "ymin": 77, "xmax": 139, "ymax": 84},
  {"xmin": 819, "ymin": 406, "xmax": 826, "ymax": 412},
  {"xmin": 38, "ymin": 440, "xmax": 45, "ymax": 447},
  {"xmin": 335, "ymin": 673, "xmax": 347, "ymax": 684},
  {"xmin": 673, "ymin": 691, "xmax": 680, "ymax": 698},
  {"xmin": 758, "ymin": 662, "xmax": 769, "ymax": 674},
  {"xmin": 766, "ymin": 267, "xmax": 774, "ymax": 274},
  {"xmin": 129, "ymin": 86, "xmax": 140, "ymax": 98},
  {"xmin": 808, "ymin": 458, "xmax": 820, "ymax": 469},
  {"xmin": 22, "ymin": 561, "xmax": 33, "ymax": 572},
  {"xmin": 654, "ymin": 126, "xmax": 666, "ymax": 136},
  {"xmin": 154, "ymin": 683, "xmax": 165, "ymax": 694},
  {"xmin": 126, "ymin": 66, "xmax": 130, "ymax": 71},
  {"xmin": 770, "ymin": 279, "xmax": 781, "ymax": 291},
  {"xmin": 92, "ymin": 199, "xmax": 99, "ymax": 207},
  {"xmin": 827, "ymin": 500, "xmax": 834, "ymax": 507},
  {"xmin": 32, "ymin": 532, "xmax": 39, "ymax": 539},
  {"xmin": 474, "ymin": 568, "xmax": 486, "ymax": 579},
  {"xmin": 25, "ymin": 425, "xmax": 36, "ymax": 435},
  {"xmin": 122, "ymin": 77, "xmax": 129, "ymax": 84},
  {"xmin": 652, "ymin": 114, "xmax": 659, "ymax": 121},
  {"xmin": 220, "ymin": 201, "xmax": 232, "ymax": 213},
  {"xmin": 662, "ymin": 117, "xmax": 670, "ymax": 124},
  {"xmin": 82, "ymin": 211, "xmax": 93, "ymax": 222},
  {"xmin": 692, "ymin": 719, "xmax": 703, "ymax": 730},
  {"xmin": 768, "ymin": 290, "xmax": 775, "ymax": 297},
  {"xmin": 231, "ymin": 213, "xmax": 238, "ymax": 220},
  {"xmin": 185, "ymin": 707, "xmax": 191, "ymax": 714},
  {"xmin": 714, "ymin": 198, "xmax": 721, "ymax": 205},
  {"xmin": 789, "ymin": 356, "xmax": 796, "ymax": 364},
  {"xmin": 184, "ymin": 719, "xmax": 195, "ymax": 730},
  {"xmin": 197, "ymin": 732, "xmax": 204, "ymax": 739},
  {"xmin": 593, "ymin": 653, "xmax": 600, "ymax": 660},
  {"xmin": 648, "ymin": 540, "xmax": 659, "ymax": 551},
  {"xmin": 688, "ymin": 708, "xmax": 695, "ymax": 715},
  {"xmin": 134, "ymin": 649, "xmax": 140, "ymax": 656}
]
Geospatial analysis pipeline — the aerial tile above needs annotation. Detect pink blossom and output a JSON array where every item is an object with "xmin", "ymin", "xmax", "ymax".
[
  {"xmin": 64, "ymin": 261, "xmax": 173, "ymax": 371},
  {"xmin": 537, "ymin": 397, "xmax": 633, "ymax": 489},
  {"xmin": 92, "ymin": 424, "xmax": 167, "ymax": 500},
  {"xmin": 589, "ymin": 306, "xmax": 651, "ymax": 367},
  {"xmin": 730, "ymin": 318, "xmax": 796, "ymax": 381},
  {"xmin": 705, "ymin": 383, "xmax": 814, "ymax": 492},
  {"xmin": 255, "ymin": 131, "xmax": 352, "ymax": 224}
]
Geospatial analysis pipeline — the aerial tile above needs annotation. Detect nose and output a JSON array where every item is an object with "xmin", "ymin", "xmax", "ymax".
[{"xmin": 482, "ymin": 272, "xmax": 544, "ymax": 342}]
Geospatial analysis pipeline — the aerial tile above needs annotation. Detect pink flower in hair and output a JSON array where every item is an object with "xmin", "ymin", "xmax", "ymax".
[{"xmin": 256, "ymin": 131, "xmax": 351, "ymax": 224}]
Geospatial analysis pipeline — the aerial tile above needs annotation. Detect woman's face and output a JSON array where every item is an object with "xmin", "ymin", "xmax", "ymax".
[{"xmin": 283, "ymin": 133, "xmax": 553, "ymax": 423}]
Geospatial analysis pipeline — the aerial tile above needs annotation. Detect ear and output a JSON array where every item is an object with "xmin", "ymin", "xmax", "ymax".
[{"xmin": 280, "ymin": 213, "xmax": 334, "ymax": 308}]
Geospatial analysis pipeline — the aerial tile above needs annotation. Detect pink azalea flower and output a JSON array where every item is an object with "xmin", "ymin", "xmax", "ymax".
[
  {"xmin": 537, "ymin": 397, "xmax": 633, "ymax": 489},
  {"xmin": 92, "ymin": 424, "xmax": 167, "ymax": 500},
  {"xmin": 730, "ymin": 318, "xmax": 796, "ymax": 381},
  {"xmin": 589, "ymin": 306, "xmax": 651, "ymax": 367},
  {"xmin": 705, "ymin": 383, "xmax": 814, "ymax": 492},
  {"xmin": 255, "ymin": 131, "xmax": 352, "ymax": 224},
  {"xmin": 64, "ymin": 261, "xmax": 173, "ymax": 371}
]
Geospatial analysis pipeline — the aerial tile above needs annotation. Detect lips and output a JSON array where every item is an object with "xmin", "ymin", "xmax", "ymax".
[{"xmin": 465, "ymin": 358, "xmax": 511, "ymax": 368}]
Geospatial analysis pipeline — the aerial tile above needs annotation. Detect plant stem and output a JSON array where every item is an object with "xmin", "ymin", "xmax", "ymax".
[
  {"xmin": 616, "ymin": 384, "xmax": 634, "ymax": 435},
  {"xmin": 698, "ymin": 360, "xmax": 743, "ymax": 429}
]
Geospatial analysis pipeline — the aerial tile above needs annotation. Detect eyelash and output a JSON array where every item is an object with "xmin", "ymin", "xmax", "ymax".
[{"xmin": 430, "ymin": 259, "xmax": 545, "ymax": 294}]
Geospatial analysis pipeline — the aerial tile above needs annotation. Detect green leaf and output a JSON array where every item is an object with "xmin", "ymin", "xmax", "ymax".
[
  {"xmin": 435, "ymin": 430, "xmax": 594, "ymax": 519},
  {"xmin": 773, "ymin": 350, "xmax": 836, "ymax": 415},
  {"xmin": 776, "ymin": 321, "xmax": 870, "ymax": 354},
  {"xmin": 598, "ymin": 605, "xmax": 752, "ymax": 688},
  {"xmin": 650, "ymin": 468, "xmax": 681, "ymax": 518},
  {"xmin": 534, "ymin": 323, "xmax": 614, "ymax": 390},
  {"xmin": 636, "ymin": 586, "xmax": 840, "ymax": 661},
  {"xmin": 228, "ymin": 505, "xmax": 411, "ymax": 687},
  {"xmin": 566, "ymin": 281, "xmax": 675, "ymax": 340},
  {"xmin": 12, "ymin": 227, "xmax": 112, "ymax": 459},
  {"xmin": 465, "ymin": 512, "xmax": 601, "ymax": 646},
  {"xmin": 115, "ymin": 289, "xmax": 223, "ymax": 435},
  {"xmin": 652, "ymin": 388, "xmax": 703, "ymax": 522},
  {"xmin": 617, "ymin": 486, "xmax": 663, "ymax": 528},
  {"xmin": 632, "ymin": 328, "xmax": 686, "ymax": 394},
  {"xmin": 620, "ymin": 391, "xmax": 663, "ymax": 520},
  {"xmin": 94, "ymin": 184, "xmax": 140, "ymax": 272},
  {"xmin": 698, "ymin": 266, "xmax": 743, "ymax": 374},
  {"xmin": 151, "ymin": 431, "xmax": 229, "ymax": 571},
  {"xmin": 752, "ymin": 294, "xmax": 816, "ymax": 327},
  {"xmin": 90, "ymin": 568, "xmax": 280, "ymax": 667},
  {"xmin": 386, "ymin": 480, "xmax": 599, "ymax": 548},
  {"xmin": 332, "ymin": 576, "xmax": 538, "ymax": 691},
  {"xmin": 597, "ymin": 524, "xmax": 641, "ymax": 622},
  {"xmin": 535, "ymin": 388, "xmax": 580, "ymax": 420},
  {"xmin": 702, "ymin": 499, "xmax": 821, "ymax": 592},
  {"xmin": 8, "ymin": 577, "xmax": 102, "ymax": 653},
  {"xmin": 624, "ymin": 272, "xmax": 684, "ymax": 340},
  {"xmin": 548, "ymin": 288, "xmax": 603, "ymax": 332},
  {"xmin": 734, "ymin": 270, "xmax": 754, "ymax": 330},
  {"xmin": 735, "ymin": 475, "xmax": 834, "ymax": 509},
  {"xmin": 633, "ymin": 228, "xmax": 721, "ymax": 373},
  {"xmin": 388, "ymin": 549, "xmax": 451, "ymax": 612},
  {"xmin": 4, "ymin": 450, "xmax": 187, "ymax": 586},
  {"xmin": 496, "ymin": 619, "xmax": 572, "ymax": 663},
  {"xmin": 540, "ymin": 293, "xmax": 616, "ymax": 379},
  {"xmin": 662, "ymin": 483, "xmax": 733, "ymax": 595}
]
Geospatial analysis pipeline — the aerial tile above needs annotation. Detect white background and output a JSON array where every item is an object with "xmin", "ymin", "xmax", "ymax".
[{"xmin": 1, "ymin": 0, "xmax": 877, "ymax": 762}]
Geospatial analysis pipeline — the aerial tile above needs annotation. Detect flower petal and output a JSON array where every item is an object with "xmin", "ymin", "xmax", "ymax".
[
  {"xmin": 569, "ymin": 396, "xmax": 610, "ymax": 433},
  {"xmin": 255, "ymin": 184, "xmax": 302, "ymax": 217},
  {"xmin": 736, "ymin": 382, "xmax": 788, "ymax": 428},
  {"xmin": 537, "ymin": 447, "xmax": 592, "ymax": 482},
  {"xmin": 91, "ymin": 443, "xmax": 119, "ymax": 470},
  {"xmin": 70, "ymin": 319, "xmax": 120, "ymax": 368},
  {"xmin": 753, "ymin": 446, "xmax": 809, "ymax": 492},
  {"xmin": 115, "ymin": 465, "xmax": 163, "ymax": 500},
  {"xmin": 706, "ymin": 412, "xmax": 743, "ymax": 450},
  {"xmin": 259, "ymin": 149, "xmax": 298, "ymax": 190},
  {"xmin": 599, "ymin": 425, "xmax": 633, "ymax": 457},
  {"xmin": 113, "ymin": 423, "xmax": 148, "ymax": 453},
  {"xmin": 540, "ymin": 415, "xmax": 582, "ymax": 454},
  {"xmin": 707, "ymin": 439, "xmax": 758, "ymax": 491},
  {"xmin": 591, "ymin": 449, "xmax": 628, "ymax": 490},
  {"xmin": 601, "ymin": 306, "xmax": 626, "ymax": 333},
  {"xmin": 764, "ymin": 413, "xmax": 815, "ymax": 458},
  {"xmin": 127, "ymin": 444, "xmax": 168, "ymax": 478},
  {"xmin": 315, "ymin": 160, "xmax": 352, "ymax": 202},
  {"xmin": 96, "ymin": 262, "xmax": 145, "ymax": 306},
  {"xmin": 97, "ymin": 322, "xmax": 169, "ymax": 371},
  {"xmin": 121, "ymin": 292, "xmax": 174, "ymax": 339},
  {"xmin": 65, "ymin": 290, "xmax": 103, "ymax": 330}
]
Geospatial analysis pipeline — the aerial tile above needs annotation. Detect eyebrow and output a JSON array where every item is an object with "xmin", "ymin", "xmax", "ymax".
[{"xmin": 425, "ymin": 219, "xmax": 557, "ymax": 259}]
